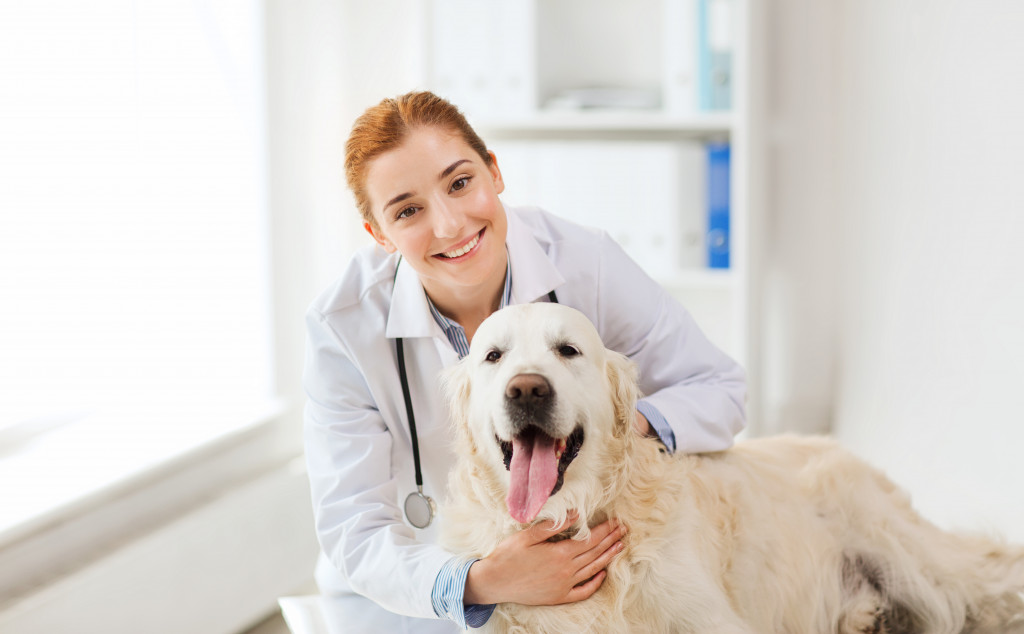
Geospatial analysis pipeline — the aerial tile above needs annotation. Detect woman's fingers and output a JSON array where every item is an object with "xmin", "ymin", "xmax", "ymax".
[
  {"xmin": 563, "ymin": 569, "xmax": 608, "ymax": 603},
  {"xmin": 571, "ymin": 526, "xmax": 625, "ymax": 585},
  {"xmin": 519, "ymin": 510, "xmax": 580, "ymax": 545},
  {"xmin": 573, "ymin": 520, "xmax": 625, "ymax": 563}
]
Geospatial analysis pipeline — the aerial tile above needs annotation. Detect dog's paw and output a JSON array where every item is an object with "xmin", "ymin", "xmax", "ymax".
[{"xmin": 839, "ymin": 602, "xmax": 887, "ymax": 634}]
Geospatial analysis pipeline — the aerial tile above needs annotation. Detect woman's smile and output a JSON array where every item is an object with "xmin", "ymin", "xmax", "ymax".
[{"xmin": 436, "ymin": 229, "xmax": 483, "ymax": 260}]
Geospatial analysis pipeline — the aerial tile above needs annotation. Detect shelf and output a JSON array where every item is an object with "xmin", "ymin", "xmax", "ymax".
[
  {"xmin": 475, "ymin": 110, "xmax": 734, "ymax": 140},
  {"xmin": 658, "ymin": 268, "xmax": 736, "ymax": 291}
]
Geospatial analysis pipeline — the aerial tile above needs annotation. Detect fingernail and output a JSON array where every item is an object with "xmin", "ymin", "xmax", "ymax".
[{"xmin": 616, "ymin": 541, "xmax": 625, "ymax": 551}]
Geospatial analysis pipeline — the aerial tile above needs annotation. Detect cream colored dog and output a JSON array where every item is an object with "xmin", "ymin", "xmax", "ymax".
[{"xmin": 440, "ymin": 303, "xmax": 1024, "ymax": 633}]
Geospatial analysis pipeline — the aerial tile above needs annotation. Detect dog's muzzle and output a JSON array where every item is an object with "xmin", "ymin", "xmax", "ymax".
[
  {"xmin": 504, "ymin": 373, "xmax": 555, "ymax": 433},
  {"xmin": 498, "ymin": 373, "xmax": 584, "ymax": 523}
]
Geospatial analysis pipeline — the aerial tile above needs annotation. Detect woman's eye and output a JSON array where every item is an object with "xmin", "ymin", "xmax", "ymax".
[
  {"xmin": 396, "ymin": 206, "xmax": 417, "ymax": 220},
  {"xmin": 450, "ymin": 177, "xmax": 470, "ymax": 192},
  {"xmin": 485, "ymin": 349, "xmax": 502, "ymax": 363},
  {"xmin": 557, "ymin": 344, "xmax": 580, "ymax": 358}
]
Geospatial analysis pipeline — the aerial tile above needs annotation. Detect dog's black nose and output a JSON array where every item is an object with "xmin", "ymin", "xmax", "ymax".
[{"xmin": 505, "ymin": 373, "xmax": 552, "ymax": 406}]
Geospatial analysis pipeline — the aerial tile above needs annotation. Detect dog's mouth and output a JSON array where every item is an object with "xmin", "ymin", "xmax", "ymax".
[{"xmin": 496, "ymin": 425, "xmax": 584, "ymax": 524}]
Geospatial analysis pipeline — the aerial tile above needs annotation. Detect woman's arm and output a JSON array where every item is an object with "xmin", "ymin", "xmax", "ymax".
[{"xmin": 595, "ymin": 232, "xmax": 747, "ymax": 453}]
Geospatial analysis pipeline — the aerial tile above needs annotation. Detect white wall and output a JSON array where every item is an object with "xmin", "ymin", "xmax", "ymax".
[
  {"xmin": 759, "ymin": 0, "xmax": 841, "ymax": 435},
  {"xmin": 830, "ymin": 0, "xmax": 1024, "ymax": 540}
]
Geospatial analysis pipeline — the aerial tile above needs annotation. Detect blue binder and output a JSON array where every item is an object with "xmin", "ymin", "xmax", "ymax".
[{"xmin": 706, "ymin": 143, "xmax": 730, "ymax": 269}]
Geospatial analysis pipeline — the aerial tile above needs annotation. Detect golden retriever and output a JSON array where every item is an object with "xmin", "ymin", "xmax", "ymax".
[{"xmin": 440, "ymin": 303, "xmax": 1024, "ymax": 633}]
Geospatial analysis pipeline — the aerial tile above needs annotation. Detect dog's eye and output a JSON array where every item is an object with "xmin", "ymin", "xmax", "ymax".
[
  {"xmin": 557, "ymin": 344, "xmax": 580, "ymax": 358},
  {"xmin": 485, "ymin": 349, "xmax": 502, "ymax": 363}
]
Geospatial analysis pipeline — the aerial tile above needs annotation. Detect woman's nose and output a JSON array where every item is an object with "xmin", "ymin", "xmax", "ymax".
[{"xmin": 431, "ymin": 199, "xmax": 464, "ymax": 238}]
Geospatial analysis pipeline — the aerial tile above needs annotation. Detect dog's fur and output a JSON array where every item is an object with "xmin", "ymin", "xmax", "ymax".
[{"xmin": 440, "ymin": 303, "xmax": 1024, "ymax": 633}]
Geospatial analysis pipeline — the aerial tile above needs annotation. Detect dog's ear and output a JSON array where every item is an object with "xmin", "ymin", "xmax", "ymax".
[
  {"xmin": 605, "ymin": 350, "xmax": 640, "ymax": 438},
  {"xmin": 440, "ymin": 360, "xmax": 478, "ymax": 454}
]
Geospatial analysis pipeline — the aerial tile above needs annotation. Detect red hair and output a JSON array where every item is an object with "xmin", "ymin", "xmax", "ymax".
[{"xmin": 345, "ymin": 91, "xmax": 492, "ymax": 228}]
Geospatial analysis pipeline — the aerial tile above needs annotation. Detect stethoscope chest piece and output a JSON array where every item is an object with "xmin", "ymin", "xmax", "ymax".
[{"xmin": 404, "ymin": 487, "xmax": 436, "ymax": 529}]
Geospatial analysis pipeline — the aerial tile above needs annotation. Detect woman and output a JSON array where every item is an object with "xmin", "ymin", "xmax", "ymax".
[{"xmin": 303, "ymin": 91, "xmax": 746, "ymax": 632}]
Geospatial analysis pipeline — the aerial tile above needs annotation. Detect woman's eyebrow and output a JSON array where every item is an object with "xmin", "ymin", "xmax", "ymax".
[
  {"xmin": 384, "ymin": 191, "xmax": 413, "ymax": 212},
  {"xmin": 439, "ymin": 159, "xmax": 470, "ymax": 180}
]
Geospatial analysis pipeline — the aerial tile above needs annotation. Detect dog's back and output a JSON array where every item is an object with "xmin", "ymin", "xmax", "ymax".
[{"xmin": 690, "ymin": 435, "xmax": 1024, "ymax": 633}]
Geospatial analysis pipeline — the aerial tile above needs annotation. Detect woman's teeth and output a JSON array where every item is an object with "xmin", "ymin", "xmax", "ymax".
[{"xmin": 440, "ymin": 233, "xmax": 480, "ymax": 258}]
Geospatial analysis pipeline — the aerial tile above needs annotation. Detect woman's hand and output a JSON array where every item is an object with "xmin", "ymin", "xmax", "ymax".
[
  {"xmin": 634, "ymin": 411, "xmax": 653, "ymax": 437},
  {"xmin": 464, "ymin": 513, "xmax": 626, "ymax": 606}
]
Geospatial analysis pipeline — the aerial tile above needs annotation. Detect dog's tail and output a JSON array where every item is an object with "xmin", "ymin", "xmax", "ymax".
[
  {"xmin": 905, "ymin": 531, "xmax": 1024, "ymax": 633},
  {"xmin": 844, "ymin": 528, "xmax": 1024, "ymax": 633},
  {"xmin": 955, "ymin": 535, "xmax": 1024, "ymax": 633}
]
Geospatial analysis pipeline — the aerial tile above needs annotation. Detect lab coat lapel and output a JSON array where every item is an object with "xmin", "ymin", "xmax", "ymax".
[
  {"xmin": 385, "ymin": 259, "xmax": 443, "ymax": 340},
  {"xmin": 505, "ymin": 204, "xmax": 565, "ymax": 304}
]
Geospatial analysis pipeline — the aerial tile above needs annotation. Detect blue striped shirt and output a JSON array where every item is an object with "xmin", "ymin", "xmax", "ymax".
[{"xmin": 427, "ymin": 264, "xmax": 675, "ymax": 629}]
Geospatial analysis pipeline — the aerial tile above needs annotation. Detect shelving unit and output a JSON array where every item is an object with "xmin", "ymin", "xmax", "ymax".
[
  {"xmin": 472, "ymin": 112, "xmax": 734, "ymax": 137},
  {"xmin": 423, "ymin": 0, "xmax": 759, "ymax": 421}
]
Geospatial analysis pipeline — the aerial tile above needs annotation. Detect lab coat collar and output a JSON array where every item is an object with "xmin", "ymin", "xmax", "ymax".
[
  {"xmin": 505, "ymin": 203, "xmax": 565, "ymax": 304},
  {"xmin": 383, "ymin": 204, "xmax": 565, "ymax": 339},
  {"xmin": 385, "ymin": 258, "xmax": 444, "ymax": 340}
]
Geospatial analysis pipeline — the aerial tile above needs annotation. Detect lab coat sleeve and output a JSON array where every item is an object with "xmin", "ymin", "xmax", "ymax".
[
  {"xmin": 302, "ymin": 309, "xmax": 453, "ymax": 620},
  {"xmin": 594, "ymin": 232, "xmax": 747, "ymax": 453}
]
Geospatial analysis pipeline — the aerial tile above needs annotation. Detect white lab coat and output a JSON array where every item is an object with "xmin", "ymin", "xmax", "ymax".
[{"xmin": 302, "ymin": 204, "xmax": 746, "ymax": 630}]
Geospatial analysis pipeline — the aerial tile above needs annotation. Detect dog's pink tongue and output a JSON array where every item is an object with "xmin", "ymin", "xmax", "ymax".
[{"xmin": 507, "ymin": 433, "xmax": 559, "ymax": 523}]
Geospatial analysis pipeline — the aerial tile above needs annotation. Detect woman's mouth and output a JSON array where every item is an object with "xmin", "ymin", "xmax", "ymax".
[{"xmin": 436, "ymin": 230, "xmax": 482, "ymax": 260}]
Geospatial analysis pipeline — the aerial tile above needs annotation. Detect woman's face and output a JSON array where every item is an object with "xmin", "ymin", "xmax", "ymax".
[{"xmin": 364, "ymin": 126, "xmax": 508, "ymax": 303}]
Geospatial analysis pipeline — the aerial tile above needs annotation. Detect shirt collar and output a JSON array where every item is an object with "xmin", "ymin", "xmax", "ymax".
[{"xmin": 427, "ymin": 260, "xmax": 513, "ymax": 335}]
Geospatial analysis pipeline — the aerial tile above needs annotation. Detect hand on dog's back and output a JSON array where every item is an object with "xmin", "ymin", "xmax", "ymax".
[{"xmin": 463, "ymin": 512, "xmax": 626, "ymax": 606}]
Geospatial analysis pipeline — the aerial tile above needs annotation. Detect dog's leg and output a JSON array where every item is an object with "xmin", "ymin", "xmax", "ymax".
[
  {"xmin": 839, "ymin": 597, "xmax": 886, "ymax": 634},
  {"xmin": 838, "ymin": 554, "xmax": 890, "ymax": 634}
]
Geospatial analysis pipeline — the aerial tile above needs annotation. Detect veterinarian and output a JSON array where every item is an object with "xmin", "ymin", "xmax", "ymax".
[{"xmin": 303, "ymin": 90, "xmax": 747, "ymax": 632}]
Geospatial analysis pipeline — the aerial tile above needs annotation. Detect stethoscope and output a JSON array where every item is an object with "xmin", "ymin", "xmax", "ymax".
[{"xmin": 394, "ymin": 257, "xmax": 558, "ymax": 529}]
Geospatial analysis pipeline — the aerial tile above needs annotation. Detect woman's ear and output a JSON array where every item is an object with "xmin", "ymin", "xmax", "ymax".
[
  {"xmin": 364, "ymin": 221, "xmax": 397, "ymax": 253},
  {"xmin": 606, "ymin": 351, "xmax": 640, "ymax": 439},
  {"xmin": 487, "ymin": 151, "xmax": 505, "ymax": 195}
]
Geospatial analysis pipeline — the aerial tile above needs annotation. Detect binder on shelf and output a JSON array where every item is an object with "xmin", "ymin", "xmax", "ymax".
[
  {"xmin": 429, "ymin": 0, "xmax": 534, "ymax": 120},
  {"xmin": 490, "ymin": 140, "xmax": 704, "ymax": 276},
  {"xmin": 705, "ymin": 142, "xmax": 730, "ymax": 269},
  {"xmin": 663, "ymin": 0, "xmax": 700, "ymax": 116},
  {"xmin": 698, "ymin": 0, "xmax": 733, "ymax": 111}
]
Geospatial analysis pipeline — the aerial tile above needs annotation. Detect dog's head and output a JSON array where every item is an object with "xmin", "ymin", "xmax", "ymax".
[{"xmin": 443, "ymin": 303, "xmax": 638, "ymax": 525}]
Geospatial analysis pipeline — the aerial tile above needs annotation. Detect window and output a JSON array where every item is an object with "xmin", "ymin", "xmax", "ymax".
[{"xmin": 0, "ymin": 0, "xmax": 273, "ymax": 517}]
